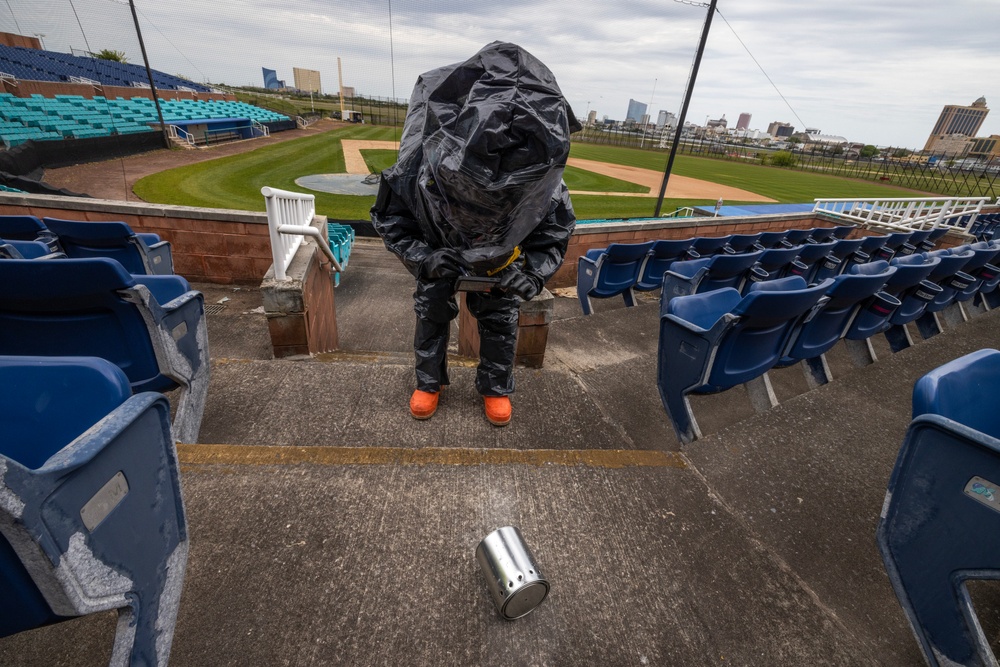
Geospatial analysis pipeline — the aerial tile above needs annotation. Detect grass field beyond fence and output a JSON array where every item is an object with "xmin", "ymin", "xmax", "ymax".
[{"xmin": 134, "ymin": 124, "xmax": 928, "ymax": 222}]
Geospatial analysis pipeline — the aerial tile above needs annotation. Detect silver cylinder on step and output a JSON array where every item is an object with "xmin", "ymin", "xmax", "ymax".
[{"xmin": 476, "ymin": 526, "xmax": 550, "ymax": 620}]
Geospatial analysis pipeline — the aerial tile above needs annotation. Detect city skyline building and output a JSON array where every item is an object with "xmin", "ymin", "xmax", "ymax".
[
  {"xmin": 736, "ymin": 112, "xmax": 751, "ymax": 130},
  {"xmin": 657, "ymin": 110, "xmax": 677, "ymax": 128},
  {"xmin": 293, "ymin": 67, "xmax": 322, "ymax": 94},
  {"xmin": 924, "ymin": 97, "xmax": 989, "ymax": 152},
  {"xmin": 768, "ymin": 121, "xmax": 795, "ymax": 138},
  {"xmin": 626, "ymin": 98, "xmax": 647, "ymax": 123},
  {"xmin": 261, "ymin": 67, "xmax": 284, "ymax": 90}
]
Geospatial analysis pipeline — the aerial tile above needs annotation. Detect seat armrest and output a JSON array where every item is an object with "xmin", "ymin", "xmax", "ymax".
[{"xmin": 132, "ymin": 274, "xmax": 191, "ymax": 306}]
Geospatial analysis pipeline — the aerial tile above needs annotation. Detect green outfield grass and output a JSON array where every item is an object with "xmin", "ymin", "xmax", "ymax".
[{"xmin": 134, "ymin": 125, "xmax": 928, "ymax": 221}]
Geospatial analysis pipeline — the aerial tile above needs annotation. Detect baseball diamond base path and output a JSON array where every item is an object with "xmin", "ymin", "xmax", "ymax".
[
  {"xmin": 343, "ymin": 140, "xmax": 775, "ymax": 202},
  {"xmin": 566, "ymin": 157, "xmax": 777, "ymax": 201}
]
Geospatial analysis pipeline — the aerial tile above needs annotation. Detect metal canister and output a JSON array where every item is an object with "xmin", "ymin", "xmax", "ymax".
[{"xmin": 475, "ymin": 526, "xmax": 550, "ymax": 620}]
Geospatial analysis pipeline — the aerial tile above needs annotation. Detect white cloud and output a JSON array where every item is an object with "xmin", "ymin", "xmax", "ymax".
[{"xmin": 0, "ymin": 0, "xmax": 997, "ymax": 147}]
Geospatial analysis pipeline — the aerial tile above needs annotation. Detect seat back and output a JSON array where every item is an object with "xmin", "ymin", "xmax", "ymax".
[
  {"xmin": 637, "ymin": 239, "xmax": 696, "ymax": 291},
  {"xmin": 0, "ymin": 258, "xmax": 161, "ymax": 386},
  {"xmin": 784, "ymin": 229, "xmax": 815, "ymax": 244},
  {"xmin": 698, "ymin": 250, "xmax": 763, "ymax": 292},
  {"xmin": 0, "ymin": 356, "xmax": 133, "ymax": 636},
  {"xmin": 0, "ymin": 355, "xmax": 188, "ymax": 663},
  {"xmin": 757, "ymin": 231, "xmax": 790, "ymax": 248},
  {"xmin": 782, "ymin": 262, "xmax": 895, "ymax": 362},
  {"xmin": 809, "ymin": 227, "xmax": 837, "ymax": 243},
  {"xmin": 883, "ymin": 232, "xmax": 914, "ymax": 249},
  {"xmin": 878, "ymin": 349, "xmax": 1000, "ymax": 666},
  {"xmin": 691, "ymin": 235, "xmax": 733, "ymax": 255},
  {"xmin": 0, "ymin": 214, "xmax": 48, "ymax": 242},
  {"xmin": 726, "ymin": 233, "xmax": 761, "ymax": 252},
  {"xmin": 704, "ymin": 276, "xmax": 830, "ymax": 389},
  {"xmin": 859, "ymin": 234, "xmax": 891, "ymax": 255},
  {"xmin": 42, "ymin": 217, "xmax": 147, "ymax": 275},
  {"xmin": 913, "ymin": 348, "xmax": 1000, "ymax": 437},
  {"xmin": 593, "ymin": 241, "xmax": 654, "ymax": 294}
]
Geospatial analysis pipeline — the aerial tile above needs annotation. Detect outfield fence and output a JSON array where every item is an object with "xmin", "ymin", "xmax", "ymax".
[{"xmin": 573, "ymin": 125, "xmax": 1000, "ymax": 200}]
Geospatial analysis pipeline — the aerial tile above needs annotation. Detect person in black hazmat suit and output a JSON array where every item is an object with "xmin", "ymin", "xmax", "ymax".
[{"xmin": 371, "ymin": 41, "xmax": 581, "ymax": 426}]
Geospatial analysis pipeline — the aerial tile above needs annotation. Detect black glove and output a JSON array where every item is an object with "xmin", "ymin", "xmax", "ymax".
[
  {"xmin": 499, "ymin": 268, "xmax": 543, "ymax": 300},
  {"xmin": 419, "ymin": 248, "xmax": 467, "ymax": 280}
]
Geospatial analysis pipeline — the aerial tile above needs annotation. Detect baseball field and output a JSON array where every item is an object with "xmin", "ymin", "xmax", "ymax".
[{"xmin": 131, "ymin": 122, "xmax": 922, "ymax": 221}]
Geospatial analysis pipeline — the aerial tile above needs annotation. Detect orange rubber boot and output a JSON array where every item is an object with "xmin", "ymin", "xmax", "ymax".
[
  {"xmin": 409, "ymin": 390, "xmax": 440, "ymax": 420},
  {"xmin": 483, "ymin": 396, "xmax": 512, "ymax": 426}
]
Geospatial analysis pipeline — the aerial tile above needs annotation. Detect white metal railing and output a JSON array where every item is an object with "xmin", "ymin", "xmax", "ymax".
[
  {"xmin": 167, "ymin": 124, "xmax": 196, "ymax": 147},
  {"xmin": 251, "ymin": 120, "xmax": 270, "ymax": 137},
  {"xmin": 69, "ymin": 75, "xmax": 99, "ymax": 85},
  {"xmin": 261, "ymin": 186, "xmax": 341, "ymax": 281},
  {"xmin": 131, "ymin": 81, "xmax": 152, "ymax": 89},
  {"xmin": 813, "ymin": 196, "xmax": 989, "ymax": 235},
  {"xmin": 0, "ymin": 71, "xmax": 17, "ymax": 85}
]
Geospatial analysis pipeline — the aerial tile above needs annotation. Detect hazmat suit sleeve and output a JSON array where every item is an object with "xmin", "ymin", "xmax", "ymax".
[
  {"xmin": 519, "ymin": 182, "xmax": 576, "ymax": 285},
  {"xmin": 370, "ymin": 177, "xmax": 433, "ymax": 279}
]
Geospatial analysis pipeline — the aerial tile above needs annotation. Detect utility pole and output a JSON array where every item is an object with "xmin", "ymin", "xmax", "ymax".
[
  {"xmin": 128, "ymin": 0, "xmax": 169, "ymax": 147},
  {"xmin": 654, "ymin": 0, "xmax": 718, "ymax": 217}
]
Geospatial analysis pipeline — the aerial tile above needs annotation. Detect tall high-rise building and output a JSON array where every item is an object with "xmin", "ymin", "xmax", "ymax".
[
  {"xmin": 293, "ymin": 67, "xmax": 322, "ymax": 94},
  {"xmin": 587, "ymin": 110, "xmax": 597, "ymax": 125},
  {"xmin": 924, "ymin": 97, "xmax": 989, "ymax": 151},
  {"xmin": 768, "ymin": 121, "xmax": 794, "ymax": 138},
  {"xmin": 626, "ymin": 98, "xmax": 647, "ymax": 123},
  {"xmin": 736, "ymin": 112, "xmax": 751, "ymax": 130},
  {"xmin": 657, "ymin": 110, "xmax": 677, "ymax": 128},
  {"xmin": 262, "ymin": 67, "xmax": 283, "ymax": 90}
]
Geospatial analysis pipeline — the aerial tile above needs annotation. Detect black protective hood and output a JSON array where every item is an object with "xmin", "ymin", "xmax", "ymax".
[{"xmin": 380, "ymin": 41, "xmax": 581, "ymax": 272}]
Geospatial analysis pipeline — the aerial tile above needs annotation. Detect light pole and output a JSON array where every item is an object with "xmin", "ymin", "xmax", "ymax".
[{"xmin": 654, "ymin": 0, "xmax": 718, "ymax": 218}]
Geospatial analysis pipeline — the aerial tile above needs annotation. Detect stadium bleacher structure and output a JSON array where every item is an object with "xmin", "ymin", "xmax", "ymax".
[
  {"xmin": 0, "ymin": 92, "xmax": 289, "ymax": 147},
  {"xmin": 573, "ymin": 221, "xmax": 1000, "ymax": 444}
]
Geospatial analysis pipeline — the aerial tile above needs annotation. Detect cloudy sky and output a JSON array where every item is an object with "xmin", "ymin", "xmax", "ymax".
[{"xmin": 3, "ymin": 0, "xmax": 998, "ymax": 149}]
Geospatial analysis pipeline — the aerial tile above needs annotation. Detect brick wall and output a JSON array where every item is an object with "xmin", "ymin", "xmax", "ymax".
[{"xmin": 0, "ymin": 193, "xmax": 272, "ymax": 284}]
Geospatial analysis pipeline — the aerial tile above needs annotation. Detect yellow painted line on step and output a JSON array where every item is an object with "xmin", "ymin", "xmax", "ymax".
[{"xmin": 177, "ymin": 444, "xmax": 686, "ymax": 469}]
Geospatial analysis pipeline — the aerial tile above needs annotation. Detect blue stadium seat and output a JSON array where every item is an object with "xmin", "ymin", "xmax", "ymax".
[
  {"xmin": 42, "ymin": 217, "xmax": 173, "ymax": 275},
  {"xmin": 884, "ymin": 249, "xmax": 973, "ymax": 351},
  {"xmin": 635, "ymin": 239, "xmax": 699, "ymax": 292},
  {"xmin": 784, "ymin": 229, "xmax": 818, "ymax": 245},
  {"xmin": 756, "ymin": 231, "xmax": 793, "ymax": 249},
  {"xmin": 914, "ymin": 247, "xmax": 984, "ymax": 338},
  {"xmin": 0, "ymin": 355, "xmax": 187, "ymax": 666},
  {"xmin": 748, "ymin": 246, "xmax": 802, "ymax": 284},
  {"xmin": 661, "ymin": 250, "xmax": 764, "ymax": 305},
  {"xmin": 777, "ymin": 261, "xmax": 896, "ymax": 386},
  {"xmin": 0, "ymin": 215, "xmax": 61, "ymax": 252},
  {"xmin": 725, "ymin": 233, "xmax": 763, "ymax": 252},
  {"xmin": 878, "ymin": 348, "xmax": 1000, "ymax": 667},
  {"xmin": 690, "ymin": 235, "xmax": 735, "ymax": 256},
  {"xmin": 830, "ymin": 225, "xmax": 855, "ymax": 239},
  {"xmin": 786, "ymin": 241, "xmax": 838, "ymax": 284},
  {"xmin": 858, "ymin": 234, "xmax": 895, "ymax": 262},
  {"xmin": 577, "ymin": 241, "xmax": 655, "ymax": 315},
  {"xmin": 0, "ymin": 238, "xmax": 62, "ymax": 259},
  {"xmin": 808, "ymin": 227, "xmax": 838, "ymax": 243},
  {"xmin": 0, "ymin": 258, "xmax": 209, "ymax": 443},
  {"xmin": 657, "ymin": 275, "xmax": 831, "ymax": 444}
]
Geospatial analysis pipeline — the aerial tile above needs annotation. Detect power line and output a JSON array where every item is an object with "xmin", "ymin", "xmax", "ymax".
[
  {"xmin": 133, "ymin": 4, "xmax": 208, "ymax": 82},
  {"xmin": 715, "ymin": 8, "xmax": 808, "ymax": 129}
]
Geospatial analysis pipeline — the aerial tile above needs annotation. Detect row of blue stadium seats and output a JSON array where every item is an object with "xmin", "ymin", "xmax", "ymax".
[
  {"xmin": 328, "ymin": 223, "xmax": 355, "ymax": 287},
  {"xmin": 0, "ymin": 214, "xmax": 173, "ymax": 275},
  {"xmin": 0, "ymin": 95, "xmax": 287, "ymax": 146},
  {"xmin": 0, "ymin": 43, "xmax": 212, "ymax": 92},
  {"xmin": 0, "ymin": 354, "xmax": 189, "ymax": 665},
  {"xmin": 657, "ymin": 240, "xmax": 1000, "ymax": 444},
  {"xmin": 578, "ymin": 226, "xmax": 949, "ymax": 315},
  {"xmin": 969, "ymin": 212, "xmax": 1000, "ymax": 241}
]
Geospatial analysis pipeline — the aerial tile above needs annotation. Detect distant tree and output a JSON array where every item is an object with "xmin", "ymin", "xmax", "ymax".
[
  {"xmin": 831, "ymin": 144, "xmax": 845, "ymax": 156},
  {"xmin": 859, "ymin": 145, "xmax": 878, "ymax": 158},
  {"xmin": 892, "ymin": 148, "xmax": 912, "ymax": 158},
  {"xmin": 94, "ymin": 49, "xmax": 127, "ymax": 63},
  {"xmin": 787, "ymin": 136, "xmax": 802, "ymax": 144},
  {"xmin": 770, "ymin": 150, "xmax": 797, "ymax": 167}
]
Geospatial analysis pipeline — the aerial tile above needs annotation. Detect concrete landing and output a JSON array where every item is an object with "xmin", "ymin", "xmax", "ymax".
[{"xmin": 3, "ymin": 240, "xmax": 999, "ymax": 666}]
